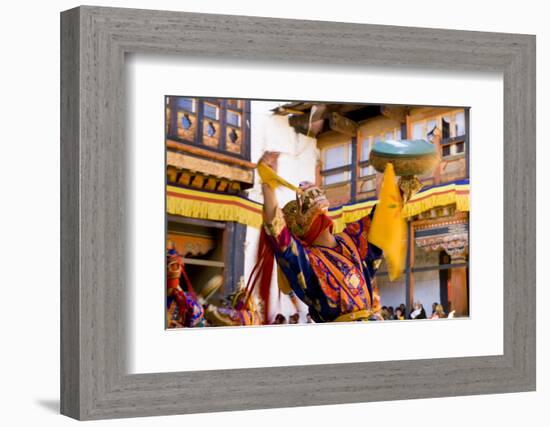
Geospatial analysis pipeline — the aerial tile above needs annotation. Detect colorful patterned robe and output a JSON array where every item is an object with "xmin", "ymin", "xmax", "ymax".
[
  {"xmin": 166, "ymin": 291, "xmax": 206, "ymax": 328},
  {"xmin": 264, "ymin": 209, "xmax": 383, "ymax": 323},
  {"xmin": 166, "ymin": 247, "xmax": 206, "ymax": 328}
]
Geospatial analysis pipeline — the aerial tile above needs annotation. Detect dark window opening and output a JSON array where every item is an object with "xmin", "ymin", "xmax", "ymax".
[
  {"xmin": 442, "ymin": 117, "xmax": 451, "ymax": 139},
  {"xmin": 181, "ymin": 113, "xmax": 192, "ymax": 130},
  {"xmin": 207, "ymin": 121, "xmax": 216, "ymax": 137},
  {"xmin": 229, "ymin": 128, "xmax": 239, "ymax": 143}
]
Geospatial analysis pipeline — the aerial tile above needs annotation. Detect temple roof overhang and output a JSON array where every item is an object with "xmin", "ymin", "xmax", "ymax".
[
  {"xmin": 166, "ymin": 139, "xmax": 255, "ymax": 193},
  {"xmin": 272, "ymin": 102, "xmax": 409, "ymax": 138}
]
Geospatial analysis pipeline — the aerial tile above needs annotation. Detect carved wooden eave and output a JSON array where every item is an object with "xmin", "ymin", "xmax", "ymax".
[
  {"xmin": 288, "ymin": 114, "xmax": 325, "ymax": 137},
  {"xmin": 271, "ymin": 101, "xmax": 313, "ymax": 116},
  {"xmin": 328, "ymin": 112, "xmax": 358, "ymax": 136},
  {"xmin": 167, "ymin": 233, "xmax": 215, "ymax": 257},
  {"xmin": 275, "ymin": 101, "xmax": 389, "ymax": 138},
  {"xmin": 166, "ymin": 139, "xmax": 255, "ymax": 193},
  {"xmin": 380, "ymin": 105, "xmax": 409, "ymax": 123},
  {"xmin": 413, "ymin": 210, "xmax": 469, "ymax": 257}
]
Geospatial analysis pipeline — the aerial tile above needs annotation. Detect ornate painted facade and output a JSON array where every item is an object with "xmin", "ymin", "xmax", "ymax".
[{"xmin": 165, "ymin": 97, "xmax": 252, "ymax": 313}]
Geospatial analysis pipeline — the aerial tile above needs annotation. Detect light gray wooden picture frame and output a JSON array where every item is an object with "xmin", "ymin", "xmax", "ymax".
[{"xmin": 60, "ymin": 5, "xmax": 536, "ymax": 421}]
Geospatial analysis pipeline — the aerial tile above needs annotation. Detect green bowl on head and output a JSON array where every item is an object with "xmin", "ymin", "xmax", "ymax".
[{"xmin": 369, "ymin": 139, "xmax": 439, "ymax": 177}]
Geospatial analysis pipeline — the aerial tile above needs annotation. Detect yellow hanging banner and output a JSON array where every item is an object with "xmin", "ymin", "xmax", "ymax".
[
  {"xmin": 367, "ymin": 163, "xmax": 407, "ymax": 281},
  {"xmin": 166, "ymin": 186, "xmax": 263, "ymax": 229}
]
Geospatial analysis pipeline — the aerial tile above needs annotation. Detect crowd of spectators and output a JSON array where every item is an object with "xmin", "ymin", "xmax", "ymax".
[
  {"xmin": 379, "ymin": 301, "xmax": 455, "ymax": 320},
  {"xmin": 271, "ymin": 301, "xmax": 455, "ymax": 324}
]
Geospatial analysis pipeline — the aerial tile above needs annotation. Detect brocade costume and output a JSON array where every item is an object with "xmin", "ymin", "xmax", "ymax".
[
  {"xmin": 204, "ymin": 286, "xmax": 262, "ymax": 327},
  {"xmin": 264, "ymin": 208, "xmax": 383, "ymax": 323},
  {"xmin": 166, "ymin": 247, "xmax": 206, "ymax": 328}
]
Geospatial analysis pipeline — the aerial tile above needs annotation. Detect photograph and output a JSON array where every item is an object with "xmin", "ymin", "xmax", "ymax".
[{"xmin": 165, "ymin": 96, "xmax": 470, "ymax": 328}]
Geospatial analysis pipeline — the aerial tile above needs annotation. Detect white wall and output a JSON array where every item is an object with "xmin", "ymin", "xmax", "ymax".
[
  {"xmin": 245, "ymin": 100, "xmax": 318, "ymax": 321},
  {"xmin": 1, "ymin": 1, "xmax": 547, "ymax": 426},
  {"xmin": 413, "ymin": 271, "xmax": 441, "ymax": 315},
  {"xmin": 247, "ymin": 100, "xmax": 318, "ymax": 205},
  {"xmin": 378, "ymin": 278, "xmax": 406, "ymax": 309},
  {"xmin": 378, "ymin": 272, "xmax": 441, "ymax": 315}
]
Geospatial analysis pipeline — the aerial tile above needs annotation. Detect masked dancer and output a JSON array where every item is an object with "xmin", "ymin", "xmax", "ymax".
[{"xmin": 256, "ymin": 151, "xmax": 404, "ymax": 323}]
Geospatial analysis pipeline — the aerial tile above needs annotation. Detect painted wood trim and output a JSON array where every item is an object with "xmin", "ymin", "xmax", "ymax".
[{"xmin": 166, "ymin": 139, "xmax": 257, "ymax": 169}]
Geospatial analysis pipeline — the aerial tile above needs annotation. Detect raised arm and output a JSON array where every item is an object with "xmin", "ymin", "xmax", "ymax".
[
  {"xmin": 257, "ymin": 151, "xmax": 295, "ymax": 255},
  {"xmin": 258, "ymin": 151, "xmax": 281, "ymax": 225},
  {"xmin": 262, "ymin": 183, "xmax": 280, "ymax": 224}
]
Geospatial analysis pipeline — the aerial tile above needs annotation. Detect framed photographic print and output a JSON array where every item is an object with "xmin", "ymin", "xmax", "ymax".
[{"xmin": 60, "ymin": 5, "xmax": 536, "ymax": 420}]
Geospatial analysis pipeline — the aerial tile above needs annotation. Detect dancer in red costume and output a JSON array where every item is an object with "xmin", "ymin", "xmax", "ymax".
[{"xmin": 166, "ymin": 243, "xmax": 206, "ymax": 328}]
